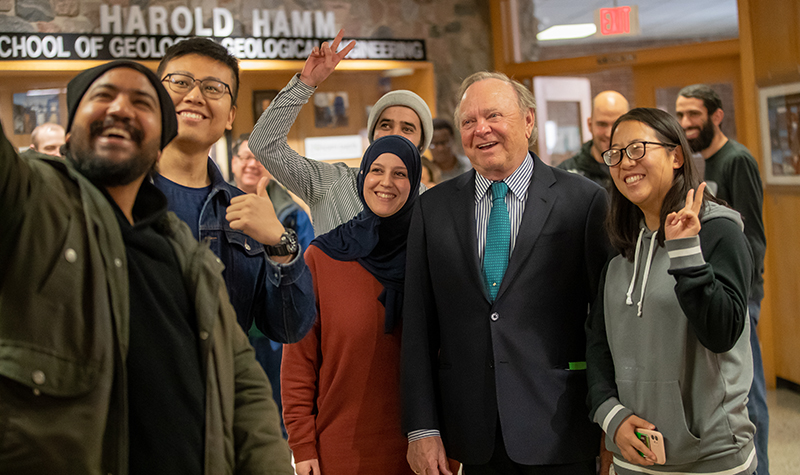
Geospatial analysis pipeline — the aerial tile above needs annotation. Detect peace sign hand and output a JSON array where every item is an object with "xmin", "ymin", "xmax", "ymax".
[
  {"xmin": 299, "ymin": 29, "xmax": 357, "ymax": 88},
  {"xmin": 665, "ymin": 182, "xmax": 706, "ymax": 241}
]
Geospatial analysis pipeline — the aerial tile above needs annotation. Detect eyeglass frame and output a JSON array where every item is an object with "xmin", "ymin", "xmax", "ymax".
[
  {"xmin": 161, "ymin": 73, "xmax": 233, "ymax": 100},
  {"xmin": 602, "ymin": 141, "xmax": 678, "ymax": 167}
]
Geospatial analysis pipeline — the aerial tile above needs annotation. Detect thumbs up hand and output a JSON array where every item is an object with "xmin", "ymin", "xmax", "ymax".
[{"xmin": 227, "ymin": 176, "xmax": 286, "ymax": 246}]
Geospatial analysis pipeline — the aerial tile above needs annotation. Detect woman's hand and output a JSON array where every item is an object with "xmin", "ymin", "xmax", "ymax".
[
  {"xmin": 295, "ymin": 458, "xmax": 321, "ymax": 475},
  {"xmin": 665, "ymin": 182, "xmax": 706, "ymax": 241},
  {"xmin": 613, "ymin": 414, "xmax": 658, "ymax": 466}
]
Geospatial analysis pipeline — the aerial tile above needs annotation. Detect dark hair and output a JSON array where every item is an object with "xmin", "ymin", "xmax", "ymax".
[
  {"xmin": 432, "ymin": 118, "xmax": 454, "ymax": 137},
  {"xmin": 606, "ymin": 108, "xmax": 719, "ymax": 260},
  {"xmin": 677, "ymin": 84, "xmax": 723, "ymax": 116},
  {"xmin": 157, "ymin": 38, "xmax": 240, "ymax": 105},
  {"xmin": 66, "ymin": 60, "xmax": 178, "ymax": 150},
  {"xmin": 231, "ymin": 133, "xmax": 249, "ymax": 157}
]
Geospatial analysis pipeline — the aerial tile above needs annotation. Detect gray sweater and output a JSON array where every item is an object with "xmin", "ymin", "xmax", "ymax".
[{"xmin": 587, "ymin": 202, "xmax": 756, "ymax": 475}]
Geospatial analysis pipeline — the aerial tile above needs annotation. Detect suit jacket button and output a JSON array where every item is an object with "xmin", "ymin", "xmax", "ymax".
[
  {"xmin": 490, "ymin": 312, "xmax": 499, "ymax": 321},
  {"xmin": 32, "ymin": 370, "xmax": 46, "ymax": 385}
]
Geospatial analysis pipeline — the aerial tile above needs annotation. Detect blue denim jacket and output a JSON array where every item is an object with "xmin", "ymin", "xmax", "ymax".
[{"xmin": 157, "ymin": 159, "xmax": 315, "ymax": 343}]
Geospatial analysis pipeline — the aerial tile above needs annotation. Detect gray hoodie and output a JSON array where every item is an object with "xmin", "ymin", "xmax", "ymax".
[{"xmin": 587, "ymin": 201, "xmax": 756, "ymax": 475}]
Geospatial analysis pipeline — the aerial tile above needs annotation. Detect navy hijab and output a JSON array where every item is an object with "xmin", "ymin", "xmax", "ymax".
[{"xmin": 312, "ymin": 135, "xmax": 422, "ymax": 333}]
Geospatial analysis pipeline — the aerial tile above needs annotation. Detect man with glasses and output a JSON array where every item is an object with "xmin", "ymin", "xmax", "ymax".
[
  {"xmin": 430, "ymin": 118, "xmax": 472, "ymax": 181},
  {"xmin": 154, "ymin": 38, "xmax": 316, "ymax": 349}
]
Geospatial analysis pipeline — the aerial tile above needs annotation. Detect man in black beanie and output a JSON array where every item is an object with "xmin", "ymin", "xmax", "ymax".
[{"xmin": 0, "ymin": 60, "xmax": 294, "ymax": 474}]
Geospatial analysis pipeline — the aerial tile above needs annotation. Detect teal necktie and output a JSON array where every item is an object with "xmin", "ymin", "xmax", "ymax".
[{"xmin": 483, "ymin": 182, "xmax": 510, "ymax": 302}]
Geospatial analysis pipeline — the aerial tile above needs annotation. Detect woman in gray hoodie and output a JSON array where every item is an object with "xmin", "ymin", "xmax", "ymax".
[{"xmin": 586, "ymin": 108, "xmax": 756, "ymax": 475}]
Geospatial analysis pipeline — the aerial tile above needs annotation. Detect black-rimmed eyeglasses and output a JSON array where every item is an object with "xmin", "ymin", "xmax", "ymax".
[
  {"xmin": 161, "ymin": 73, "xmax": 232, "ymax": 100},
  {"xmin": 602, "ymin": 141, "xmax": 677, "ymax": 167}
]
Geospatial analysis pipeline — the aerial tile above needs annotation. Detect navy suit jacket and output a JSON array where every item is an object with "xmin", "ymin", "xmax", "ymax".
[{"xmin": 401, "ymin": 154, "xmax": 613, "ymax": 465}]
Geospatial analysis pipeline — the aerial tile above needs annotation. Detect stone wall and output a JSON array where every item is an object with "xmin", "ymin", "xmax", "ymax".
[{"xmin": 0, "ymin": 0, "xmax": 493, "ymax": 120}]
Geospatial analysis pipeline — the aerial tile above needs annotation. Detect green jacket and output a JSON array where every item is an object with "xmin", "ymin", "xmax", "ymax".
[{"xmin": 0, "ymin": 126, "xmax": 292, "ymax": 474}]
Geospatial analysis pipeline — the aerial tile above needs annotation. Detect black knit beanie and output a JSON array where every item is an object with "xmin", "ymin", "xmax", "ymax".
[{"xmin": 66, "ymin": 60, "xmax": 178, "ymax": 150}]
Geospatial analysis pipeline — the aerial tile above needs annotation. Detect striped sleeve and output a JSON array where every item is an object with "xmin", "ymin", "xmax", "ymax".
[
  {"xmin": 249, "ymin": 74, "xmax": 366, "ymax": 234},
  {"xmin": 665, "ymin": 235, "xmax": 705, "ymax": 270},
  {"xmin": 594, "ymin": 397, "xmax": 633, "ymax": 453},
  {"xmin": 407, "ymin": 429, "xmax": 440, "ymax": 442},
  {"xmin": 249, "ymin": 74, "xmax": 352, "ymax": 209}
]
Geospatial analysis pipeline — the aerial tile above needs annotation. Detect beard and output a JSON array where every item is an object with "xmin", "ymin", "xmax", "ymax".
[
  {"xmin": 66, "ymin": 116, "xmax": 159, "ymax": 188},
  {"xmin": 686, "ymin": 118, "xmax": 715, "ymax": 153}
]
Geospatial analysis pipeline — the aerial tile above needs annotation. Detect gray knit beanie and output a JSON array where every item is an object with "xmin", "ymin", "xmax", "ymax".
[{"xmin": 367, "ymin": 90, "xmax": 433, "ymax": 153}]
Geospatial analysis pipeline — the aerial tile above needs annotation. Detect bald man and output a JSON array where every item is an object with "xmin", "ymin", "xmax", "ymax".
[
  {"xmin": 29, "ymin": 122, "xmax": 65, "ymax": 157},
  {"xmin": 557, "ymin": 91, "xmax": 629, "ymax": 189}
]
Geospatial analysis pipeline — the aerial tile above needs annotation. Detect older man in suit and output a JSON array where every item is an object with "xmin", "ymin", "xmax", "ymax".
[{"xmin": 401, "ymin": 72, "xmax": 613, "ymax": 475}]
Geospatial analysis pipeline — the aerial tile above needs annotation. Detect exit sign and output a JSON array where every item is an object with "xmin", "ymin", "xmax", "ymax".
[{"xmin": 596, "ymin": 5, "xmax": 640, "ymax": 36}]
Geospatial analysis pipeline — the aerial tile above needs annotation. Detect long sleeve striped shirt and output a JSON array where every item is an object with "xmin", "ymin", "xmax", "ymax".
[{"xmin": 248, "ymin": 75, "xmax": 363, "ymax": 236}]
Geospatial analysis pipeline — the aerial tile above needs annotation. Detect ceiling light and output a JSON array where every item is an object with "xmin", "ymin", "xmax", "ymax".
[
  {"xmin": 536, "ymin": 23, "xmax": 597, "ymax": 41},
  {"xmin": 26, "ymin": 88, "xmax": 65, "ymax": 96}
]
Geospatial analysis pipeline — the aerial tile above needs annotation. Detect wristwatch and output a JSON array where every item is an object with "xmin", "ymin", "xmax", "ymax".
[{"xmin": 265, "ymin": 229, "xmax": 299, "ymax": 257}]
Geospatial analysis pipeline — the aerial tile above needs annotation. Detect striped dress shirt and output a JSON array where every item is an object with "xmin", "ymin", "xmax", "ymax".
[
  {"xmin": 474, "ymin": 153, "xmax": 534, "ymax": 265},
  {"xmin": 248, "ymin": 75, "xmax": 364, "ymax": 236}
]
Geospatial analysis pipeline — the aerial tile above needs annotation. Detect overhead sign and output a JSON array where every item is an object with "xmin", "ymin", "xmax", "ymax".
[
  {"xmin": 98, "ymin": 6, "xmax": 336, "ymax": 38},
  {"xmin": 596, "ymin": 6, "xmax": 640, "ymax": 37},
  {"xmin": 0, "ymin": 33, "xmax": 426, "ymax": 61},
  {"xmin": 0, "ymin": 6, "xmax": 426, "ymax": 61}
]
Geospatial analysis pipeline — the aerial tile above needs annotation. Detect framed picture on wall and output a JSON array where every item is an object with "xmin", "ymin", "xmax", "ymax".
[
  {"xmin": 252, "ymin": 90, "xmax": 279, "ymax": 123},
  {"xmin": 313, "ymin": 92, "xmax": 350, "ymax": 128},
  {"xmin": 759, "ymin": 82, "xmax": 800, "ymax": 185},
  {"xmin": 12, "ymin": 89, "xmax": 62, "ymax": 135}
]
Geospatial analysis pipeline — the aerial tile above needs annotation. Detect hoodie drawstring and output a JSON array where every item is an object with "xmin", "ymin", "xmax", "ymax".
[
  {"xmin": 625, "ymin": 228, "xmax": 645, "ymax": 306},
  {"xmin": 625, "ymin": 228, "xmax": 658, "ymax": 317}
]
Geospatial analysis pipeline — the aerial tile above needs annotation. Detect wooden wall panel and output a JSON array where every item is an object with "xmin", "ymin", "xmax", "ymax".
[
  {"xmin": 744, "ymin": 0, "xmax": 800, "ymax": 384},
  {"xmin": 762, "ymin": 195, "xmax": 800, "ymax": 383}
]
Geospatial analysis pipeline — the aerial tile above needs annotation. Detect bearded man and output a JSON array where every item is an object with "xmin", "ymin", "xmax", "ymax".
[
  {"xmin": 0, "ymin": 60, "xmax": 293, "ymax": 474},
  {"xmin": 676, "ymin": 84, "xmax": 769, "ymax": 475}
]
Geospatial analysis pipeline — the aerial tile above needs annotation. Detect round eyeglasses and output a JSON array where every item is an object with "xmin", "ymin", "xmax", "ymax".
[
  {"xmin": 602, "ymin": 141, "xmax": 677, "ymax": 167},
  {"xmin": 161, "ymin": 73, "xmax": 232, "ymax": 100}
]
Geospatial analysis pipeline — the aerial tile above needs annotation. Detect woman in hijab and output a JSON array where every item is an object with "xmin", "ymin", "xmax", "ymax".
[
  {"xmin": 586, "ymin": 108, "xmax": 756, "ymax": 475},
  {"xmin": 281, "ymin": 135, "xmax": 422, "ymax": 475}
]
